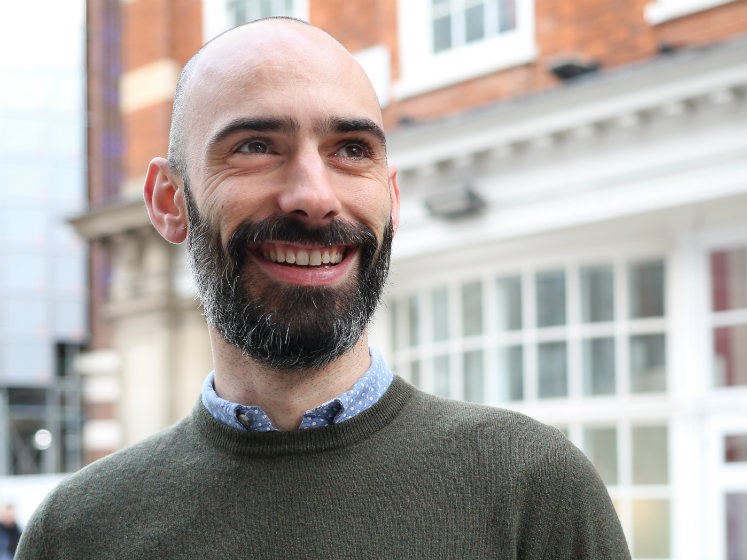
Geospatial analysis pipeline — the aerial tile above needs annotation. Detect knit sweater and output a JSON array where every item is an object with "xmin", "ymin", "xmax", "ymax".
[{"xmin": 16, "ymin": 377, "xmax": 631, "ymax": 559}]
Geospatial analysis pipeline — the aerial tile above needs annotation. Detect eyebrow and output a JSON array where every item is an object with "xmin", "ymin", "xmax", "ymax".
[
  {"xmin": 206, "ymin": 117, "xmax": 300, "ymax": 153},
  {"xmin": 319, "ymin": 117, "xmax": 387, "ymax": 148}
]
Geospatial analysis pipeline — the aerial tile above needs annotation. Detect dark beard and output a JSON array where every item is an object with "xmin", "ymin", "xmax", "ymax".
[{"xmin": 183, "ymin": 181, "xmax": 393, "ymax": 370}]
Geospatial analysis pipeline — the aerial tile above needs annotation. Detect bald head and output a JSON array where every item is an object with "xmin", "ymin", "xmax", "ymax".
[{"xmin": 167, "ymin": 18, "xmax": 382, "ymax": 180}]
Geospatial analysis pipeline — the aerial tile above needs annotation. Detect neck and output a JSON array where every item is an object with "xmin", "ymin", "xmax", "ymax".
[{"xmin": 208, "ymin": 328, "xmax": 372, "ymax": 431}]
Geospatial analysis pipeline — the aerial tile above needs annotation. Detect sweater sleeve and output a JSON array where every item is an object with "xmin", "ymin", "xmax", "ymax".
[
  {"xmin": 542, "ymin": 440, "xmax": 632, "ymax": 560},
  {"xmin": 15, "ymin": 496, "xmax": 53, "ymax": 560}
]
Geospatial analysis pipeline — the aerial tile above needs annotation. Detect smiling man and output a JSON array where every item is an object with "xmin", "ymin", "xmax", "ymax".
[{"xmin": 17, "ymin": 18, "xmax": 631, "ymax": 559}]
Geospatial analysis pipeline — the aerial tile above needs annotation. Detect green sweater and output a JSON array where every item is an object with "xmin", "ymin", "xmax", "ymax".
[{"xmin": 17, "ymin": 378, "xmax": 631, "ymax": 559}]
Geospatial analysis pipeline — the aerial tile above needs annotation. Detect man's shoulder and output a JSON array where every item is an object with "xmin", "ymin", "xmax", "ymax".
[{"xmin": 406, "ymin": 387, "xmax": 566, "ymax": 444}]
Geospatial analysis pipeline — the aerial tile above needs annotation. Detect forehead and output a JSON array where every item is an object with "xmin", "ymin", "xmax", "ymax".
[{"xmin": 183, "ymin": 23, "xmax": 383, "ymax": 157}]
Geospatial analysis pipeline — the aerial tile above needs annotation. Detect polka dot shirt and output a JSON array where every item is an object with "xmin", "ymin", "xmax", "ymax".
[{"xmin": 201, "ymin": 347, "xmax": 394, "ymax": 432}]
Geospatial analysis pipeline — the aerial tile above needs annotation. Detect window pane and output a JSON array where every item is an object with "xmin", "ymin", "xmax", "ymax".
[
  {"xmin": 498, "ymin": 0, "xmax": 517, "ymax": 31},
  {"xmin": 1, "ymin": 342, "xmax": 53, "ymax": 385},
  {"xmin": 726, "ymin": 493, "xmax": 747, "ymax": 560},
  {"xmin": 433, "ymin": 15, "xmax": 452, "ymax": 52},
  {"xmin": 410, "ymin": 360, "xmax": 421, "ymax": 387},
  {"xmin": 713, "ymin": 325, "xmax": 747, "ymax": 387},
  {"xmin": 408, "ymin": 295, "xmax": 420, "ymax": 346},
  {"xmin": 496, "ymin": 345, "xmax": 523, "ymax": 401},
  {"xmin": 433, "ymin": 354, "xmax": 450, "ymax": 397},
  {"xmin": 536, "ymin": 269, "xmax": 566, "ymax": 327},
  {"xmin": 630, "ymin": 333, "xmax": 666, "ymax": 393},
  {"xmin": 582, "ymin": 337, "xmax": 615, "ymax": 396},
  {"xmin": 433, "ymin": 287, "xmax": 449, "ymax": 341},
  {"xmin": 629, "ymin": 260, "xmax": 665, "ymax": 318},
  {"xmin": 725, "ymin": 435, "xmax": 747, "ymax": 463},
  {"xmin": 389, "ymin": 300, "xmax": 399, "ymax": 351},
  {"xmin": 633, "ymin": 499, "xmax": 670, "ymax": 558},
  {"xmin": 0, "ymin": 254, "xmax": 47, "ymax": 290},
  {"xmin": 1, "ymin": 299, "xmax": 48, "ymax": 335},
  {"xmin": 583, "ymin": 427, "xmax": 618, "ymax": 485},
  {"xmin": 711, "ymin": 248, "xmax": 747, "ymax": 312},
  {"xmin": 633, "ymin": 425, "xmax": 668, "ymax": 484},
  {"xmin": 463, "ymin": 350, "xmax": 484, "ymax": 402},
  {"xmin": 538, "ymin": 341, "xmax": 567, "ymax": 398},
  {"xmin": 580, "ymin": 265, "xmax": 614, "ymax": 323},
  {"xmin": 465, "ymin": 4, "xmax": 485, "ymax": 43},
  {"xmin": 496, "ymin": 276, "xmax": 522, "ymax": 331},
  {"xmin": 461, "ymin": 281, "xmax": 483, "ymax": 336}
]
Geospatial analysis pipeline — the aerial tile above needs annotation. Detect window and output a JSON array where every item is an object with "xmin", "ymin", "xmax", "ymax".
[
  {"xmin": 202, "ymin": 0, "xmax": 308, "ymax": 41},
  {"xmin": 388, "ymin": 256, "xmax": 667, "ymax": 402},
  {"xmin": 709, "ymin": 247, "xmax": 746, "ymax": 388},
  {"xmin": 397, "ymin": 0, "xmax": 535, "ymax": 98}
]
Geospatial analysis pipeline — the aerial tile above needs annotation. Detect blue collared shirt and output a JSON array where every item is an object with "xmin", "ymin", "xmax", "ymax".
[{"xmin": 201, "ymin": 347, "xmax": 394, "ymax": 432}]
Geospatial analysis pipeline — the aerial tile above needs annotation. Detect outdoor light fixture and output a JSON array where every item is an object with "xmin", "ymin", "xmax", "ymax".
[
  {"xmin": 548, "ymin": 58, "xmax": 600, "ymax": 81},
  {"xmin": 424, "ymin": 186, "xmax": 485, "ymax": 219}
]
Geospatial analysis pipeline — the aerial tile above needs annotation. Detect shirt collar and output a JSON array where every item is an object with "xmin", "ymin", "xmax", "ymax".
[{"xmin": 201, "ymin": 347, "xmax": 394, "ymax": 432}]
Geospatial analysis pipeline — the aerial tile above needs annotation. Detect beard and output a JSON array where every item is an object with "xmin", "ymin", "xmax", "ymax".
[{"xmin": 183, "ymin": 181, "xmax": 393, "ymax": 370}]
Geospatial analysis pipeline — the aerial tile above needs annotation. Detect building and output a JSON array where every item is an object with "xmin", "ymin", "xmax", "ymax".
[
  {"xmin": 75, "ymin": 1, "xmax": 747, "ymax": 558},
  {"xmin": 0, "ymin": 1, "xmax": 87, "ymax": 483}
]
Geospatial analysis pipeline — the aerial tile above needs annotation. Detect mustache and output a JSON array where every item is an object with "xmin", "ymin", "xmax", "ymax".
[{"xmin": 225, "ymin": 214, "xmax": 379, "ymax": 270}]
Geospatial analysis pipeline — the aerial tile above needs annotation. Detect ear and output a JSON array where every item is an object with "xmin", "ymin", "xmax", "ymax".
[
  {"xmin": 143, "ymin": 157, "xmax": 188, "ymax": 244},
  {"xmin": 388, "ymin": 163, "xmax": 400, "ymax": 233}
]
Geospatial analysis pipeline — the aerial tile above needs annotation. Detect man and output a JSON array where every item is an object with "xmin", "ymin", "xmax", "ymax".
[
  {"xmin": 0, "ymin": 504, "xmax": 21, "ymax": 560},
  {"xmin": 17, "ymin": 18, "xmax": 631, "ymax": 559}
]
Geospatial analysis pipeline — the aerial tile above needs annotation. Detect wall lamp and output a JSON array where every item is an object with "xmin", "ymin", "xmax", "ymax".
[{"xmin": 424, "ymin": 186, "xmax": 486, "ymax": 219}]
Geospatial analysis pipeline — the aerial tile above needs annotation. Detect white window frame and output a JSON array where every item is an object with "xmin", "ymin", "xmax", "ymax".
[
  {"xmin": 644, "ymin": 0, "xmax": 738, "ymax": 24},
  {"xmin": 396, "ymin": 0, "xmax": 537, "ymax": 99},
  {"xmin": 202, "ymin": 0, "xmax": 309, "ymax": 42}
]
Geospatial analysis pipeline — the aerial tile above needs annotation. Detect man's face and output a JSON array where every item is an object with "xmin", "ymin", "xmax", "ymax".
[{"xmin": 179, "ymin": 24, "xmax": 399, "ymax": 369}]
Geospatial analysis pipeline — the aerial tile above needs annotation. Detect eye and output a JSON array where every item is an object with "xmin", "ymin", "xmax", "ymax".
[
  {"xmin": 235, "ymin": 139, "xmax": 272, "ymax": 154},
  {"xmin": 336, "ymin": 141, "xmax": 370, "ymax": 159}
]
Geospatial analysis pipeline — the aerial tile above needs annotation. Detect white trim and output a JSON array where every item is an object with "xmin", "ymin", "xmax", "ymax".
[
  {"xmin": 396, "ymin": 0, "xmax": 536, "ymax": 99},
  {"xmin": 645, "ymin": 0, "xmax": 738, "ymax": 24}
]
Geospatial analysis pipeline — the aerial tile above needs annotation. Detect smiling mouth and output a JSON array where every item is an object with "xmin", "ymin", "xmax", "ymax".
[{"xmin": 257, "ymin": 242, "xmax": 348, "ymax": 267}]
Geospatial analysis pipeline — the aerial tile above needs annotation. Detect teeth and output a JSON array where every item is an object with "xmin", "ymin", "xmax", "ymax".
[{"xmin": 264, "ymin": 246, "xmax": 344, "ymax": 266}]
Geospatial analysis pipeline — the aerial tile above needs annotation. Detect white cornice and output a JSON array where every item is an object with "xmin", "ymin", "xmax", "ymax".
[
  {"xmin": 388, "ymin": 38, "xmax": 747, "ymax": 176},
  {"xmin": 68, "ymin": 198, "xmax": 150, "ymax": 241}
]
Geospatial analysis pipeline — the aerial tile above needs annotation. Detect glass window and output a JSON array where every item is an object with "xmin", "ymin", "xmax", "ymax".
[
  {"xmin": 630, "ymin": 333, "xmax": 666, "ymax": 393},
  {"xmin": 53, "ymin": 256, "xmax": 85, "ymax": 297},
  {"xmin": 229, "ymin": 0, "xmax": 297, "ymax": 25},
  {"xmin": 433, "ymin": 354, "xmax": 450, "ymax": 397},
  {"xmin": 432, "ymin": 287, "xmax": 450, "ymax": 341},
  {"xmin": 1, "ymin": 342, "xmax": 53, "ymax": 385},
  {"xmin": 580, "ymin": 264, "xmax": 614, "ymax": 323},
  {"xmin": 1, "ymin": 299, "xmax": 48, "ymax": 335},
  {"xmin": 461, "ymin": 281, "xmax": 483, "ymax": 336},
  {"xmin": 583, "ymin": 426, "xmax": 618, "ymax": 485},
  {"xmin": 713, "ymin": 325, "xmax": 747, "ymax": 387},
  {"xmin": 582, "ymin": 337, "xmax": 615, "ymax": 396},
  {"xmin": 536, "ymin": 269, "xmax": 566, "ymax": 327},
  {"xmin": 629, "ymin": 260, "xmax": 665, "ymax": 318},
  {"xmin": 408, "ymin": 295, "xmax": 420, "ymax": 346},
  {"xmin": 410, "ymin": 360, "xmax": 421, "ymax": 387},
  {"xmin": 496, "ymin": 345, "xmax": 523, "ymax": 401},
  {"xmin": 465, "ymin": 3, "xmax": 485, "ymax": 43},
  {"xmin": 463, "ymin": 350, "xmax": 484, "ymax": 402},
  {"xmin": 725, "ymin": 434, "xmax": 747, "ymax": 463},
  {"xmin": 496, "ymin": 276, "xmax": 522, "ymax": 331},
  {"xmin": 726, "ymin": 493, "xmax": 747, "ymax": 560},
  {"xmin": 498, "ymin": 0, "xmax": 517, "ymax": 31},
  {"xmin": 632, "ymin": 425, "xmax": 669, "ymax": 484},
  {"xmin": 538, "ymin": 341, "xmax": 567, "ymax": 398},
  {"xmin": 632, "ymin": 499, "xmax": 670, "ymax": 558},
  {"xmin": 711, "ymin": 248, "xmax": 747, "ymax": 312},
  {"xmin": 52, "ymin": 300, "xmax": 86, "ymax": 340},
  {"xmin": 432, "ymin": 0, "xmax": 453, "ymax": 53},
  {"xmin": 0, "ymin": 207, "xmax": 48, "ymax": 245},
  {"xmin": 0, "ymin": 254, "xmax": 47, "ymax": 291},
  {"xmin": 389, "ymin": 300, "xmax": 399, "ymax": 351}
]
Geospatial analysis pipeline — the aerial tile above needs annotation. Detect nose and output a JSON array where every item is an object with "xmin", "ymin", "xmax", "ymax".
[{"xmin": 276, "ymin": 147, "xmax": 341, "ymax": 225}]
